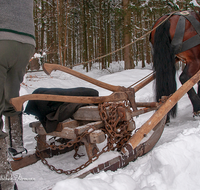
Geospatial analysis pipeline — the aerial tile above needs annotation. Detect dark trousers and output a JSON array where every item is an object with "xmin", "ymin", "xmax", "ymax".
[{"xmin": 0, "ymin": 40, "xmax": 34, "ymax": 133}]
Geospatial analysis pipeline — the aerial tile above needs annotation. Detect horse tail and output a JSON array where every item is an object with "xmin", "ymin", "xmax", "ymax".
[{"xmin": 153, "ymin": 20, "xmax": 177, "ymax": 117}]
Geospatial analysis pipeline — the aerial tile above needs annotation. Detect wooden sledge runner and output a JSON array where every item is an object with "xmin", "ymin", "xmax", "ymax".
[{"xmin": 9, "ymin": 63, "xmax": 200, "ymax": 177}]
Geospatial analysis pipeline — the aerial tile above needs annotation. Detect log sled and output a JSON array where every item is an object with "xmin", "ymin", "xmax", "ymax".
[{"xmin": 9, "ymin": 63, "xmax": 200, "ymax": 178}]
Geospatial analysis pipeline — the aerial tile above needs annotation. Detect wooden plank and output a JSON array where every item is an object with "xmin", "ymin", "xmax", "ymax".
[
  {"xmin": 37, "ymin": 135, "xmax": 46, "ymax": 151},
  {"xmin": 31, "ymin": 120, "xmax": 105, "ymax": 141},
  {"xmin": 10, "ymin": 145, "xmax": 75, "ymax": 171},
  {"xmin": 10, "ymin": 154, "xmax": 40, "ymax": 171},
  {"xmin": 117, "ymin": 107, "xmax": 132, "ymax": 121},
  {"xmin": 30, "ymin": 121, "xmax": 46, "ymax": 135},
  {"xmin": 73, "ymin": 106, "xmax": 101, "ymax": 121},
  {"xmin": 75, "ymin": 121, "xmax": 104, "ymax": 135},
  {"xmin": 81, "ymin": 137, "xmax": 99, "ymax": 160},
  {"xmin": 58, "ymin": 119, "xmax": 79, "ymax": 129},
  {"xmin": 127, "ymin": 121, "xmax": 136, "ymax": 131},
  {"xmin": 89, "ymin": 130, "xmax": 105, "ymax": 144},
  {"xmin": 73, "ymin": 105, "xmax": 132, "ymax": 121},
  {"xmin": 45, "ymin": 126, "xmax": 76, "ymax": 139},
  {"xmin": 30, "ymin": 119, "xmax": 80, "ymax": 134}
]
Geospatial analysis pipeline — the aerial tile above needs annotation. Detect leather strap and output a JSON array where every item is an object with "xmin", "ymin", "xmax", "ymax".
[
  {"xmin": 171, "ymin": 16, "xmax": 186, "ymax": 54},
  {"xmin": 181, "ymin": 34, "xmax": 200, "ymax": 53},
  {"xmin": 168, "ymin": 11, "xmax": 200, "ymax": 54},
  {"xmin": 185, "ymin": 14, "xmax": 200, "ymax": 35}
]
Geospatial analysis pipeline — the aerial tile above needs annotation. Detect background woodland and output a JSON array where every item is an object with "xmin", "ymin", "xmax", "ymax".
[{"xmin": 33, "ymin": 0, "xmax": 194, "ymax": 71}]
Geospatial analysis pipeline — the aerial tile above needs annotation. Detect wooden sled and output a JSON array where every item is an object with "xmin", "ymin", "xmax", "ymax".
[
  {"xmin": 10, "ymin": 63, "xmax": 200, "ymax": 177},
  {"xmin": 10, "ymin": 102, "xmax": 159, "ymax": 171}
]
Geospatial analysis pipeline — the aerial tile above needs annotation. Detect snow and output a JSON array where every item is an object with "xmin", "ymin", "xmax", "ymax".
[
  {"xmin": 12, "ymin": 61, "xmax": 200, "ymax": 190},
  {"xmin": 190, "ymin": 0, "xmax": 200, "ymax": 7}
]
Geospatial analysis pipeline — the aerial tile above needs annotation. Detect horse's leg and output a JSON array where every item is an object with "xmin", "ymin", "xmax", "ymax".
[
  {"xmin": 179, "ymin": 65, "xmax": 200, "ymax": 115},
  {"xmin": 197, "ymin": 81, "xmax": 200, "ymax": 97}
]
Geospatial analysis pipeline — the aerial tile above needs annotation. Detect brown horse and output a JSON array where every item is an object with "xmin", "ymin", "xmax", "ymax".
[{"xmin": 150, "ymin": 10, "xmax": 200, "ymax": 121}]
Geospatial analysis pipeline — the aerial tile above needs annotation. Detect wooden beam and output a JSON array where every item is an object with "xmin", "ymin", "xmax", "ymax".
[
  {"xmin": 122, "ymin": 69, "xmax": 200, "ymax": 154},
  {"xmin": 10, "ymin": 92, "xmax": 128, "ymax": 112},
  {"xmin": 43, "ymin": 63, "xmax": 126, "ymax": 92}
]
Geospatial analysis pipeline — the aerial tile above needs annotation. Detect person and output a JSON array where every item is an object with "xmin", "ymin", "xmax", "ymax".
[{"xmin": 0, "ymin": 1, "xmax": 35, "ymax": 189}]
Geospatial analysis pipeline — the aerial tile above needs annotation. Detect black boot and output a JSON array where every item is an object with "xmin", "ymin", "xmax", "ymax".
[{"xmin": 4, "ymin": 113, "xmax": 27, "ymax": 160}]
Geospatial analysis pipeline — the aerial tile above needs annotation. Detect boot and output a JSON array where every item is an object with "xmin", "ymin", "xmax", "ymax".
[
  {"xmin": 0, "ymin": 137, "xmax": 17, "ymax": 190},
  {"xmin": 0, "ymin": 119, "xmax": 7, "ymax": 139},
  {"xmin": 4, "ymin": 113, "xmax": 27, "ymax": 161}
]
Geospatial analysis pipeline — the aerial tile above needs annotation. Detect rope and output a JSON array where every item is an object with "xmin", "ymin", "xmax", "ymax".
[{"xmin": 73, "ymin": 10, "xmax": 180, "ymax": 67}]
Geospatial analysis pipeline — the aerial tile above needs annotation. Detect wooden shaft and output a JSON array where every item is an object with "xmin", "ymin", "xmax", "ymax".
[
  {"xmin": 10, "ymin": 92, "xmax": 128, "ymax": 112},
  {"xmin": 121, "ymin": 69, "xmax": 200, "ymax": 153},
  {"xmin": 11, "ymin": 64, "xmax": 155, "ymax": 112},
  {"xmin": 133, "ymin": 73, "xmax": 155, "ymax": 92},
  {"xmin": 43, "ymin": 63, "xmax": 155, "ymax": 93},
  {"xmin": 43, "ymin": 63, "xmax": 126, "ymax": 92},
  {"xmin": 131, "ymin": 106, "xmax": 159, "ymax": 117},
  {"xmin": 136, "ymin": 102, "xmax": 158, "ymax": 107}
]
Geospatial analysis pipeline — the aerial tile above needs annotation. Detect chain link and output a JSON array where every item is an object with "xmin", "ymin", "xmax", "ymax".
[
  {"xmin": 35, "ymin": 101, "xmax": 133, "ymax": 175},
  {"xmin": 99, "ymin": 101, "xmax": 132, "ymax": 151}
]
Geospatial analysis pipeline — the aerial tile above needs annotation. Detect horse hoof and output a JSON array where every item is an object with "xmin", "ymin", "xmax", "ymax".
[
  {"xmin": 165, "ymin": 119, "xmax": 170, "ymax": 126},
  {"xmin": 193, "ymin": 111, "xmax": 200, "ymax": 117}
]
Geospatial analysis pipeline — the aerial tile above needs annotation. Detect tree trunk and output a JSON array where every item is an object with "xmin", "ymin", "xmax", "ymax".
[
  {"xmin": 123, "ymin": 0, "xmax": 134, "ymax": 69},
  {"xmin": 107, "ymin": 1, "xmax": 112, "ymax": 67},
  {"xmin": 63, "ymin": 0, "xmax": 69, "ymax": 66},
  {"xmin": 82, "ymin": 0, "xmax": 88, "ymax": 71},
  {"xmin": 99, "ymin": 0, "xmax": 106, "ymax": 69},
  {"xmin": 56, "ymin": 0, "xmax": 63, "ymax": 65},
  {"xmin": 40, "ymin": 0, "xmax": 45, "ymax": 51}
]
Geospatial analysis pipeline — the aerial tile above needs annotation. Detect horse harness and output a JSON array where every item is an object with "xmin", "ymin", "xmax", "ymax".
[{"xmin": 169, "ymin": 10, "xmax": 200, "ymax": 55}]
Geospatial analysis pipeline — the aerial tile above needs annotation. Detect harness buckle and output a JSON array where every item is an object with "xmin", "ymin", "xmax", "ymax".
[{"xmin": 180, "ymin": 11, "xmax": 190, "ymax": 16}]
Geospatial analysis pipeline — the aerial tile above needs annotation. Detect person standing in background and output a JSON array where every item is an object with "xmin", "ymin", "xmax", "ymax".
[{"xmin": 0, "ymin": 1, "xmax": 35, "ymax": 189}]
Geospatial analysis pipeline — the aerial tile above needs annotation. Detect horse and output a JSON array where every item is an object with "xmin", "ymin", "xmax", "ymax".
[{"xmin": 149, "ymin": 10, "xmax": 200, "ymax": 122}]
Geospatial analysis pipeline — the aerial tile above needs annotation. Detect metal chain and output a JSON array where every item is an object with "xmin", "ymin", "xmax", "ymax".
[
  {"xmin": 99, "ymin": 101, "xmax": 132, "ymax": 152},
  {"xmin": 35, "ymin": 101, "xmax": 133, "ymax": 175}
]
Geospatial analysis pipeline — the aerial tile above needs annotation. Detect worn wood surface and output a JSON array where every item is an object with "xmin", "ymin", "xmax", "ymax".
[
  {"xmin": 10, "ymin": 146, "xmax": 75, "ymax": 171},
  {"xmin": 43, "ymin": 63, "xmax": 126, "ymax": 92},
  {"xmin": 122, "ymin": 69, "xmax": 200, "ymax": 153},
  {"xmin": 76, "ymin": 115, "xmax": 167, "ymax": 179},
  {"xmin": 73, "ymin": 105, "xmax": 132, "ymax": 121},
  {"xmin": 30, "ymin": 120, "xmax": 104, "ymax": 141},
  {"xmin": 10, "ymin": 92, "xmax": 128, "ymax": 112}
]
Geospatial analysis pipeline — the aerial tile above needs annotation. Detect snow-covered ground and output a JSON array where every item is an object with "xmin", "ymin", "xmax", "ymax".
[{"xmin": 11, "ymin": 61, "xmax": 200, "ymax": 190}]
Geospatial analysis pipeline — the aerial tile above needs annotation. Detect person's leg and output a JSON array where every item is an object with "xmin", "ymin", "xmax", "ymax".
[
  {"xmin": 3, "ymin": 41, "xmax": 35, "ymax": 115},
  {"xmin": 3, "ymin": 41, "xmax": 34, "ymax": 158},
  {"xmin": 0, "ymin": 41, "xmax": 34, "ymax": 189},
  {"xmin": 0, "ymin": 40, "xmax": 8, "ymax": 133}
]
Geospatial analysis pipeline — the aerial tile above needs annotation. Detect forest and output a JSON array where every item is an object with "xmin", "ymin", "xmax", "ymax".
[{"xmin": 33, "ymin": 0, "xmax": 195, "ymax": 71}]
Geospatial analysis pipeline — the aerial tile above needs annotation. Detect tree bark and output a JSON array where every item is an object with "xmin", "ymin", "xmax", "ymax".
[{"xmin": 123, "ymin": 0, "xmax": 134, "ymax": 69}]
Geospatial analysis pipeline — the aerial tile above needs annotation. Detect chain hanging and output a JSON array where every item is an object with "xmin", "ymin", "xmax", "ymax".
[{"xmin": 35, "ymin": 100, "xmax": 133, "ymax": 175}]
